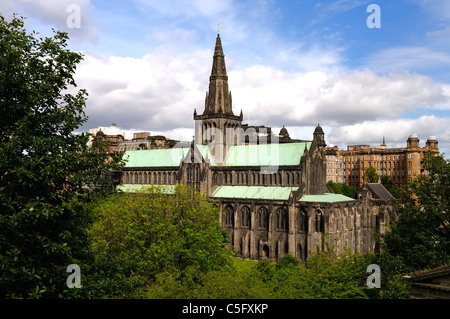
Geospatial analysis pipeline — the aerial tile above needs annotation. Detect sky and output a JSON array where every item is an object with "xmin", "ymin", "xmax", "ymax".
[{"xmin": 2, "ymin": 0, "xmax": 450, "ymax": 156}]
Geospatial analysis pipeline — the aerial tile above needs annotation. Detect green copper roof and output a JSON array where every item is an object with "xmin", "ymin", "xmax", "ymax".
[
  {"xmin": 122, "ymin": 142, "xmax": 310, "ymax": 168},
  {"xmin": 123, "ymin": 148, "xmax": 189, "ymax": 168},
  {"xmin": 298, "ymin": 193, "xmax": 355, "ymax": 203},
  {"xmin": 117, "ymin": 184, "xmax": 176, "ymax": 193},
  {"xmin": 211, "ymin": 186, "xmax": 298, "ymax": 200},
  {"xmin": 195, "ymin": 144, "xmax": 217, "ymax": 166},
  {"xmin": 222, "ymin": 142, "xmax": 311, "ymax": 167}
]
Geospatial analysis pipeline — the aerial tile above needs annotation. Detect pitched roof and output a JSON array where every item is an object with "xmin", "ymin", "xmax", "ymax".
[
  {"xmin": 367, "ymin": 183, "xmax": 393, "ymax": 201},
  {"xmin": 222, "ymin": 142, "xmax": 311, "ymax": 167},
  {"xmin": 123, "ymin": 148, "xmax": 189, "ymax": 168},
  {"xmin": 195, "ymin": 144, "xmax": 217, "ymax": 166},
  {"xmin": 117, "ymin": 184, "xmax": 176, "ymax": 193},
  {"xmin": 211, "ymin": 186, "xmax": 298, "ymax": 200},
  {"xmin": 122, "ymin": 142, "xmax": 310, "ymax": 168},
  {"xmin": 299, "ymin": 193, "xmax": 355, "ymax": 203}
]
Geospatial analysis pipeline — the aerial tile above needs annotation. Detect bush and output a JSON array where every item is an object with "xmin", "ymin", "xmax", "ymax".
[{"xmin": 84, "ymin": 185, "xmax": 234, "ymax": 298}]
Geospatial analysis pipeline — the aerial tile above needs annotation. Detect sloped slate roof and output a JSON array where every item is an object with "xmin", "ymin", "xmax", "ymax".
[
  {"xmin": 222, "ymin": 142, "xmax": 311, "ymax": 167},
  {"xmin": 367, "ymin": 183, "xmax": 393, "ymax": 201},
  {"xmin": 299, "ymin": 193, "xmax": 355, "ymax": 203},
  {"xmin": 211, "ymin": 186, "xmax": 298, "ymax": 200}
]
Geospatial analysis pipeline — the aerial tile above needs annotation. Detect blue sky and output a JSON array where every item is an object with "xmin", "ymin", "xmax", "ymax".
[{"xmin": 2, "ymin": 0, "xmax": 449, "ymax": 155}]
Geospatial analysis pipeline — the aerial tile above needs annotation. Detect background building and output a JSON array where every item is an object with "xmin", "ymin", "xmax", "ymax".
[
  {"xmin": 89, "ymin": 123, "xmax": 181, "ymax": 153},
  {"xmin": 326, "ymin": 134, "xmax": 439, "ymax": 189}
]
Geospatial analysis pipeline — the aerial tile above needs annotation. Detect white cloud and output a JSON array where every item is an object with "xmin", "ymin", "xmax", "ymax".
[
  {"xmin": 76, "ymin": 49, "xmax": 211, "ymax": 133},
  {"xmin": 1, "ymin": 0, "xmax": 99, "ymax": 44},
  {"xmin": 132, "ymin": 0, "xmax": 232, "ymax": 18},
  {"xmin": 414, "ymin": 0, "xmax": 450, "ymax": 21},
  {"xmin": 365, "ymin": 47, "xmax": 450, "ymax": 74},
  {"xmin": 230, "ymin": 67, "xmax": 448, "ymax": 126},
  {"xmin": 427, "ymin": 26, "xmax": 450, "ymax": 37},
  {"xmin": 74, "ymin": 48, "xmax": 450, "ymax": 155}
]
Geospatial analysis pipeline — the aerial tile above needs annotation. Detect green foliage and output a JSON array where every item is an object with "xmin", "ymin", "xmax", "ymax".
[
  {"xmin": 380, "ymin": 153, "xmax": 450, "ymax": 273},
  {"xmin": 275, "ymin": 254, "xmax": 300, "ymax": 269},
  {"xmin": 380, "ymin": 175, "xmax": 400, "ymax": 199},
  {"xmin": 327, "ymin": 180, "xmax": 356, "ymax": 198},
  {"xmin": 145, "ymin": 239, "xmax": 409, "ymax": 299},
  {"xmin": 0, "ymin": 14, "xmax": 124, "ymax": 298},
  {"xmin": 364, "ymin": 167, "xmax": 379, "ymax": 183},
  {"xmin": 84, "ymin": 185, "xmax": 234, "ymax": 298}
]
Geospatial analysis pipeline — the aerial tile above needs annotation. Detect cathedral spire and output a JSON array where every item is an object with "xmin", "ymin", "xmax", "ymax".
[{"xmin": 204, "ymin": 33, "xmax": 233, "ymax": 115}]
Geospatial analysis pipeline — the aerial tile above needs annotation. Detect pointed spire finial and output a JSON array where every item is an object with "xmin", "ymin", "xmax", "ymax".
[{"xmin": 218, "ymin": 22, "xmax": 221, "ymax": 33}]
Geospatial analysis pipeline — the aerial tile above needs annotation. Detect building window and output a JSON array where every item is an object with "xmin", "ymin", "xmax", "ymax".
[
  {"xmin": 224, "ymin": 205, "xmax": 234, "ymax": 227},
  {"xmin": 408, "ymin": 169, "xmax": 412, "ymax": 176},
  {"xmin": 276, "ymin": 208, "xmax": 288, "ymax": 231},
  {"xmin": 241, "ymin": 206, "xmax": 251, "ymax": 228},
  {"xmin": 316, "ymin": 211, "xmax": 325, "ymax": 233},
  {"xmin": 257, "ymin": 207, "xmax": 269, "ymax": 229},
  {"xmin": 409, "ymin": 161, "xmax": 412, "ymax": 167},
  {"xmin": 298, "ymin": 209, "xmax": 306, "ymax": 231}
]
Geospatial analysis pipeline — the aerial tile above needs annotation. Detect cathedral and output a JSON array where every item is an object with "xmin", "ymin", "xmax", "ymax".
[{"xmin": 112, "ymin": 33, "xmax": 396, "ymax": 262}]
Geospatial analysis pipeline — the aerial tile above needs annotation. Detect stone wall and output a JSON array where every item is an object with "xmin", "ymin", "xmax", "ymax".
[{"xmin": 218, "ymin": 198, "xmax": 395, "ymax": 262}]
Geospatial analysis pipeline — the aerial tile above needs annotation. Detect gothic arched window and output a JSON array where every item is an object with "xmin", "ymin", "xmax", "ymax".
[
  {"xmin": 224, "ymin": 205, "xmax": 234, "ymax": 227},
  {"xmin": 298, "ymin": 208, "xmax": 306, "ymax": 232},
  {"xmin": 241, "ymin": 206, "xmax": 251, "ymax": 228},
  {"xmin": 276, "ymin": 208, "xmax": 288, "ymax": 230},
  {"xmin": 257, "ymin": 207, "xmax": 269, "ymax": 229},
  {"xmin": 316, "ymin": 210, "xmax": 325, "ymax": 233}
]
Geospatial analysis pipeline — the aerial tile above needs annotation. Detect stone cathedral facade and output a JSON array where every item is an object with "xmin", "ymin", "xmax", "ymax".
[{"xmin": 114, "ymin": 34, "xmax": 396, "ymax": 262}]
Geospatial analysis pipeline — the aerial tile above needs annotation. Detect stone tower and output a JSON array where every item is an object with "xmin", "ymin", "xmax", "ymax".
[
  {"xmin": 425, "ymin": 134, "xmax": 438, "ymax": 150},
  {"xmin": 301, "ymin": 124, "xmax": 328, "ymax": 195},
  {"xmin": 407, "ymin": 132, "xmax": 420, "ymax": 149},
  {"xmin": 194, "ymin": 33, "xmax": 243, "ymax": 164}
]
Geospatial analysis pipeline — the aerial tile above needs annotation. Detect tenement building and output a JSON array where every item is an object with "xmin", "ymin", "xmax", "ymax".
[
  {"xmin": 326, "ymin": 134, "xmax": 439, "ymax": 189},
  {"xmin": 99, "ymin": 33, "xmax": 398, "ymax": 261}
]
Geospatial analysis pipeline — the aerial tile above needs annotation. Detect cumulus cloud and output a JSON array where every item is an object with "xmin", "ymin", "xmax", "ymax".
[
  {"xmin": 366, "ymin": 47, "xmax": 450, "ymax": 74},
  {"xmin": 75, "ymin": 49, "xmax": 211, "ymax": 135},
  {"xmin": 132, "ymin": 0, "xmax": 232, "ymax": 19},
  {"xmin": 1, "ymin": 0, "xmax": 99, "ymax": 44},
  {"xmin": 230, "ymin": 66, "xmax": 448, "ymax": 126},
  {"xmin": 74, "ymin": 48, "xmax": 450, "ymax": 155}
]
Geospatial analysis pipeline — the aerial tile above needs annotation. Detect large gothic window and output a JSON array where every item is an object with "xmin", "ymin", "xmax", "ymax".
[
  {"xmin": 224, "ymin": 205, "xmax": 234, "ymax": 227},
  {"xmin": 257, "ymin": 207, "xmax": 269, "ymax": 229},
  {"xmin": 316, "ymin": 211, "xmax": 325, "ymax": 233},
  {"xmin": 241, "ymin": 206, "xmax": 251, "ymax": 228},
  {"xmin": 298, "ymin": 208, "xmax": 306, "ymax": 232},
  {"xmin": 276, "ymin": 208, "xmax": 288, "ymax": 231}
]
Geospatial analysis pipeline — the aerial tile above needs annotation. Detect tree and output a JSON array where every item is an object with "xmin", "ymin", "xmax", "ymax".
[
  {"xmin": 0, "ymin": 15, "xmax": 124, "ymax": 298},
  {"xmin": 364, "ymin": 167, "xmax": 379, "ymax": 183},
  {"xmin": 327, "ymin": 180, "xmax": 356, "ymax": 198},
  {"xmin": 380, "ymin": 175, "xmax": 400, "ymax": 199},
  {"xmin": 85, "ymin": 185, "xmax": 234, "ymax": 298},
  {"xmin": 381, "ymin": 153, "xmax": 450, "ymax": 273}
]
